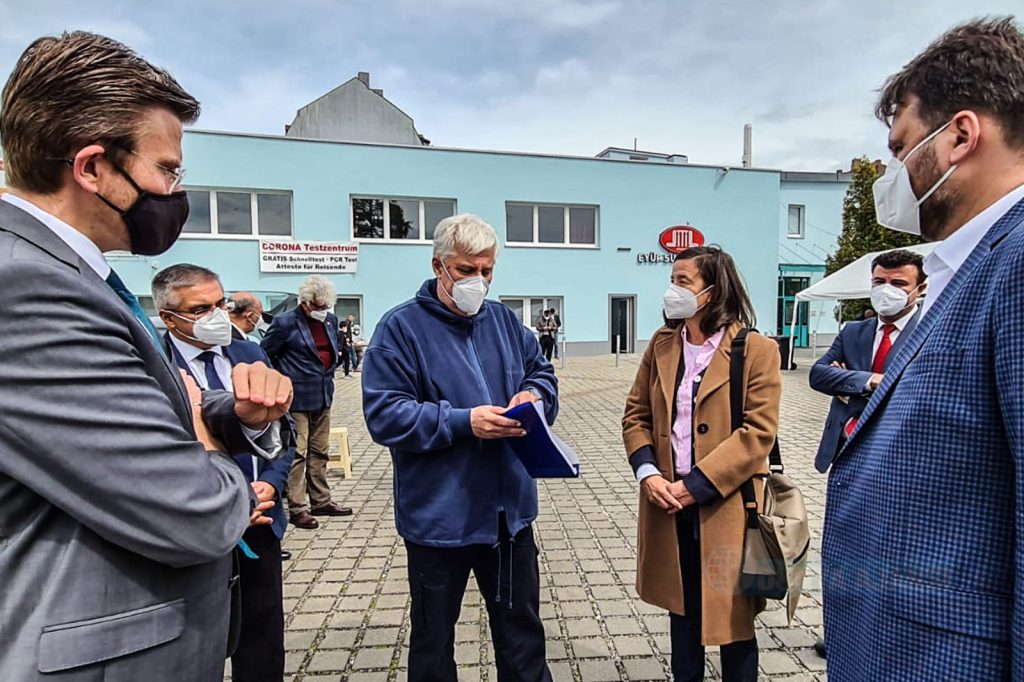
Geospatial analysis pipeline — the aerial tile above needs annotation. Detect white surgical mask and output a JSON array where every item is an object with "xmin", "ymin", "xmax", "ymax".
[
  {"xmin": 308, "ymin": 308, "xmax": 329, "ymax": 323},
  {"xmin": 870, "ymin": 283, "xmax": 919, "ymax": 317},
  {"xmin": 167, "ymin": 306, "xmax": 233, "ymax": 347},
  {"xmin": 663, "ymin": 284, "xmax": 713, "ymax": 320},
  {"xmin": 441, "ymin": 262, "xmax": 489, "ymax": 316},
  {"xmin": 873, "ymin": 120, "xmax": 958, "ymax": 235}
]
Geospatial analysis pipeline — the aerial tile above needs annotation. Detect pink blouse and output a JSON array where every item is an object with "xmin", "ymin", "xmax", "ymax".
[{"xmin": 672, "ymin": 326, "xmax": 725, "ymax": 477}]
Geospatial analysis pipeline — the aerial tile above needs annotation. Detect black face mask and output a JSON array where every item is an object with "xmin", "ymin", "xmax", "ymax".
[{"xmin": 96, "ymin": 158, "xmax": 189, "ymax": 256}]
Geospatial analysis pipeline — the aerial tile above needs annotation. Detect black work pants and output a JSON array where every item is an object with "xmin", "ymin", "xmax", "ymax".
[
  {"xmin": 539, "ymin": 335, "xmax": 555, "ymax": 361},
  {"xmin": 231, "ymin": 524, "xmax": 285, "ymax": 682},
  {"xmin": 405, "ymin": 520, "xmax": 551, "ymax": 682},
  {"xmin": 670, "ymin": 508, "xmax": 758, "ymax": 682}
]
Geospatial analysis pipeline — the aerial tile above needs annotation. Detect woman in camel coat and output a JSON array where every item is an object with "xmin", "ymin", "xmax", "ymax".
[{"xmin": 622, "ymin": 246, "xmax": 781, "ymax": 682}]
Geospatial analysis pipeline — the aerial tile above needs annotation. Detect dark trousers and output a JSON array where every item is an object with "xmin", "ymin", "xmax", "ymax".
[
  {"xmin": 670, "ymin": 508, "xmax": 758, "ymax": 682},
  {"xmin": 340, "ymin": 346, "xmax": 353, "ymax": 375},
  {"xmin": 231, "ymin": 524, "xmax": 285, "ymax": 682},
  {"xmin": 405, "ymin": 521, "xmax": 552, "ymax": 682},
  {"xmin": 539, "ymin": 335, "xmax": 555, "ymax": 361}
]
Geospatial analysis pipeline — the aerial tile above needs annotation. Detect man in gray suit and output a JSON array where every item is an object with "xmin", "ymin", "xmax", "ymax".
[{"xmin": 0, "ymin": 32, "xmax": 293, "ymax": 680}]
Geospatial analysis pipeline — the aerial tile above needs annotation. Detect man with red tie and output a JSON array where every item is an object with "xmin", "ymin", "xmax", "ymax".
[{"xmin": 808, "ymin": 248, "xmax": 925, "ymax": 657}]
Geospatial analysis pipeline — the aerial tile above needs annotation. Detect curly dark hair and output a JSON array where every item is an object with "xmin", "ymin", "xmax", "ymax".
[
  {"xmin": 875, "ymin": 17, "xmax": 1024, "ymax": 149},
  {"xmin": 870, "ymin": 249, "xmax": 926, "ymax": 285}
]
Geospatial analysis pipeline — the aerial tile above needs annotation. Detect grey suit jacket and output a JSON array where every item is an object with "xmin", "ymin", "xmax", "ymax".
[{"xmin": 0, "ymin": 201, "xmax": 256, "ymax": 681}]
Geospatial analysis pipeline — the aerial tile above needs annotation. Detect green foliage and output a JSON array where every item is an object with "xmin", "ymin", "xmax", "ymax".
[{"xmin": 825, "ymin": 157, "xmax": 921, "ymax": 321}]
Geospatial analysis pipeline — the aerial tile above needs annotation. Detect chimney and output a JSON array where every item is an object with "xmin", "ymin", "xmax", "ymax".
[
  {"xmin": 357, "ymin": 71, "xmax": 370, "ymax": 86},
  {"xmin": 742, "ymin": 124, "xmax": 752, "ymax": 168},
  {"xmin": 371, "ymin": 88, "xmax": 383, "ymax": 97}
]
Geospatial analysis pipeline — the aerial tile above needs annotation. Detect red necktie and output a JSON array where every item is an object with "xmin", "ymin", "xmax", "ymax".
[
  {"xmin": 871, "ymin": 324, "xmax": 896, "ymax": 374},
  {"xmin": 845, "ymin": 324, "xmax": 896, "ymax": 438}
]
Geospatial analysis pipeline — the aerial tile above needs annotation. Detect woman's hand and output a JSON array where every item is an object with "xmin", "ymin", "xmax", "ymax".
[
  {"xmin": 641, "ymin": 475, "xmax": 684, "ymax": 512},
  {"xmin": 666, "ymin": 480, "xmax": 696, "ymax": 513}
]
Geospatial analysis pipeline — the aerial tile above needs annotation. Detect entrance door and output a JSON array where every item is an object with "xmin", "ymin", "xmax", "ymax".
[
  {"xmin": 777, "ymin": 276, "xmax": 810, "ymax": 347},
  {"xmin": 610, "ymin": 296, "xmax": 635, "ymax": 353}
]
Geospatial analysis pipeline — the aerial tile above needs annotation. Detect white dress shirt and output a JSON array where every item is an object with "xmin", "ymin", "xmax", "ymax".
[
  {"xmin": 922, "ymin": 183, "xmax": 1024, "ymax": 316},
  {"xmin": 1, "ymin": 193, "xmax": 110, "ymax": 278},
  {"xmin": 168, "ymin": 334, "xmax": 264, "ymax": 478},
  {"xmin": 871, "ymin": 304, "xmax": 918, "ymax": 358}
]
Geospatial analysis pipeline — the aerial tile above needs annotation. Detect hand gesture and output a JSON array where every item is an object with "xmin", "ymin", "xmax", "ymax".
[
  {"xmin": 231, "ymin": 362, "xmax": 293, "ymax": 428},
  {"xmin": 641, "ymin": 475, "xmax": 683, "ymax": 512}
]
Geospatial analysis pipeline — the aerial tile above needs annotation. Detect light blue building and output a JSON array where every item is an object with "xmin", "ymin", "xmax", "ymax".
[{"xmin": 0, "ymin": 77, "xmax": 850, "ymax": 353}]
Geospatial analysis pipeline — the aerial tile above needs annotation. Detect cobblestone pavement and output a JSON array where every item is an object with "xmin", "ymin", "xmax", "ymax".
[{"xmin": 272, "ymin": 350, "xmax": 831, "ymax": 682}]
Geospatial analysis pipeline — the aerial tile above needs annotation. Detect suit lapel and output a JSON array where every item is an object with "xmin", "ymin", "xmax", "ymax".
[
  {"xmin": 296, "ymin": 312, "xmax": 319, "ymax": 358},
  {"xmin": 653, "ymin": 328, "xmax": 682, "ymax": 411},
  {"xmin": 885, "ymin": 307, "xmax": 921, "ymax": 369},
  {"xmin": 847, "ymin": 202, "xmax": 1024, "ymax": 446},
  {"xmin": 855, "ymin": 320, "xmax": 876, "ymax": 370},
  {"xmin": 694, "ymin": 323, "xmax": 741, "ymax": 409}
]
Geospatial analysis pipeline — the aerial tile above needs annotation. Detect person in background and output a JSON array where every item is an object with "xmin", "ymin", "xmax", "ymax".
[
  {"xmin": 338, "ymin": 319, "xmax": 354, "ymax": 379},
  {"xmin": 155, "ymin": 264, "xmax": 294, "ymax": 682},
  {"xmin": 623, "ymin": 245, "xmax": 781, "ymax": 682},
  {"xmin": 262, "ymin": 275, "xmax": 353, "ymax": 529},
  {"xmin": 229, "ymin": 291, "xmax": 266, "ymax": 343},
  {"xmin": 807, "ymin": 248, "xmax": 925, "ymax": 659},
  {"xmin": 536, "ymin": 308, "xmax": 557, "ymax": 361},
  {"xmin": 362, "ymin": 213, "xmax": 558, "ymax": 682}
]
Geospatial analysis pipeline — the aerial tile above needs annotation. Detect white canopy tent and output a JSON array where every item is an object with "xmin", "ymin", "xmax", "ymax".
[{"xmin": 786, "ymin": 242, "xmax": 938, "ymax": 366}]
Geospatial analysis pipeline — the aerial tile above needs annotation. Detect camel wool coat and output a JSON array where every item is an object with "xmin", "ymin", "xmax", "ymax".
[{"xmin": 622, "ymin": 322, "xmax": 781, "ymax": 645}]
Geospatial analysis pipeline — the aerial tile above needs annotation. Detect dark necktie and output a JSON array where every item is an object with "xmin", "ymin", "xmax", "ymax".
[
  {"xmin": 105, "ymin": 269, "xmax": 166, "ymax": 358},
  {"xmin": 197, "ymin": 351, "xmax": 226, "ymax": 390}
]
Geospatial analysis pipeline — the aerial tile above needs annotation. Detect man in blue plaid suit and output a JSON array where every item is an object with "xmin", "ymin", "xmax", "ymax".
[{"xmin": 823, "ymin": 18, "xmax": 1024, "ymax": 680}]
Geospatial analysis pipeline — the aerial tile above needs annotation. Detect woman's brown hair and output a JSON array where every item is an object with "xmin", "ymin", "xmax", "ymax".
[{"xmin": 666, "ymin": 245, "xmax": 756, "ymax": 336}]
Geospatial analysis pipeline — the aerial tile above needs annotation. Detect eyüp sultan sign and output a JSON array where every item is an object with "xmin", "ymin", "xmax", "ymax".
[
  {"xmin": 259, "ymin": 240, "xmax": 359, "ymax": 273},
  {"xmin": 637, "ymin": 225, "xmax": 705, "ymax": 264}
]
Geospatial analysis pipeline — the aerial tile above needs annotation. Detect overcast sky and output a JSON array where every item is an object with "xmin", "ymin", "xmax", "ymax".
[{"xmin": 1, "ymin": 1, "xmax": 1020, "ymax": 171}]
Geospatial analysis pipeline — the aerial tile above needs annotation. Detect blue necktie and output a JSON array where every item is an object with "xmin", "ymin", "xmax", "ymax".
[
  {"xmin": 197, "ymin": 351, "xmax": 259, "ymax": 561},
  {"xmin": 105, "ymin": 269, "xmax": 166, "ymax": 358},
  {"xmin": 197, "ymin": 351, "xmax": 226, "ymax": 390}
]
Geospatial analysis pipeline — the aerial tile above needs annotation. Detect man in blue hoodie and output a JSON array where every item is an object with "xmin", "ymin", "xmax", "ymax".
[{"xmin": 362, "ymin": 214, "xmax": 558, "ymax": 682}]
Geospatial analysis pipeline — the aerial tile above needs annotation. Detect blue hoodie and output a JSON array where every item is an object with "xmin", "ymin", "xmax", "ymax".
[{"xmin": 362, "ymin": 279, "xmax": 559, "ymax": 547}]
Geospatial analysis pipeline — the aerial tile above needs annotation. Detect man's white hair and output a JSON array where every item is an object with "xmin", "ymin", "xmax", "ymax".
[
  {"xmin": 432, "ymin": 213, "xmax": 499, "ymax": 261},
  {"xmin": 298, "ymin": 275, "xmax": 337, "ymax": 307}
]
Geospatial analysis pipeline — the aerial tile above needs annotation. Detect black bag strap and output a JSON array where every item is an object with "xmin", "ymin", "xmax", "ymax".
[{"xmin": 730, "ymin": 328, "xmax": 783, "ymax": 527}]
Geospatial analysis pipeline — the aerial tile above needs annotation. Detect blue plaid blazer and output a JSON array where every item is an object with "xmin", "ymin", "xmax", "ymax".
[{"xmin": 823, "ymin": 196, "xmax": 1024, "ymax": 681}]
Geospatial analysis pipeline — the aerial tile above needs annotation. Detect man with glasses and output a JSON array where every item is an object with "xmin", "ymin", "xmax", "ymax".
[
  {"xmin": 155, "ymin": 264, "xmax": 295, "ymax": 682},
  {"xmin": 0, "ymin": 32, "xmax": 293, "ymax": 680},
  {"xmin": 262, "ymin": 275, "xmax": 353, "ymax": 529}
]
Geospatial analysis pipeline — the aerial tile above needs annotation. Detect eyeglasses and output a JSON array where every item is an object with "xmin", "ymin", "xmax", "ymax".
[
  {"xmin": 164, "ymin": 299, "xmax": 235, "ymax": 319},
  {"xmin": 121, "ymin": 148, "xmax": 186, "ymax": 192}
]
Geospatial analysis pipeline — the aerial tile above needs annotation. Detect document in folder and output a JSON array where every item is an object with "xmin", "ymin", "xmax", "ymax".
[{"xmin": 503, "ymin": 400, "xmax": 580, "ymax": 478}]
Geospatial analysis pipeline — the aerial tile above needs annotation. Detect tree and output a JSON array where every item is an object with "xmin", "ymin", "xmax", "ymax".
[{"xmin": 825, "ymin": 157, "xmax": 921, "ymax": 321}]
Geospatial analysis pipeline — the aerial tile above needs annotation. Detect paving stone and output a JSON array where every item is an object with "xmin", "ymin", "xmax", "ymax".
[{"xmin": 272, "ymin": 355, "xmax": 840, "ymax": 681}]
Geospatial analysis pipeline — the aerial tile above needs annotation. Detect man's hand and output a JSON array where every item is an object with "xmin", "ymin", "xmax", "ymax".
[
  {"xmin": 868, "ymin": 373, "xmax": 884, "ymax": 390},
  {"xmin": 181, "ymin": 370, "xmax": 226, "ymax": 452},
  {"xmin": 249, "ymin": 499, "xmax": 274, "ymax": 526},
  {"xmin": 641, "ymin": 475, "xmax": 684, "ymax": 512},
  {"xmin": 252, "ymin": 481, "xmax": 277, "ymax": 504},
  {"xmin": 666, "ymin": 480, "xmax": 696, "ymax": 513},
  {"xmin": 470, "ymin": 406, "xmax": 526, "ymax": 439},
  {"xmin": 506, "ymin": 391, "xmax": 540, "ymax": 409},
  {"xmin": 830, "ymin": 361, "xmax": 848, "ymax": 370},
  {"xmin": 232, "ymin": 362, "xmax": 293, "ymax": 428}
]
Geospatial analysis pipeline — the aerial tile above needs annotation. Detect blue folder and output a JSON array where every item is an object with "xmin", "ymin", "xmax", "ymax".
[{"xmin": 503, "ymin": 400, "xmax": 580, "ymax": 478}]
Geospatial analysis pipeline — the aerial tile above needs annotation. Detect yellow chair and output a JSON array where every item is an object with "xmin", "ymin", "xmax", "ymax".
[{"xmin": 327, "ymin": 426, "xmax": 353, "ymax": 478}]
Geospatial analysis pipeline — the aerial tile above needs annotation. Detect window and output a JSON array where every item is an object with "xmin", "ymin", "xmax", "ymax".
[
  {"xmin": 183, "ymin": 189, "xmax": 293, "ymax": 238},
  {"xmin": 352, "ymin": 196, "xmax": 456, "ymax": 242},
  {"xmin": 500, "ymin": 296, "xmax": 564, "ymax": 333},
  {"xmin": 787, "ymin": 204, "xmax": 805, "ymax": 238},
  {"xmin": 504, "ymin": 203, "xmax": 598, "ymax": 247}
]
